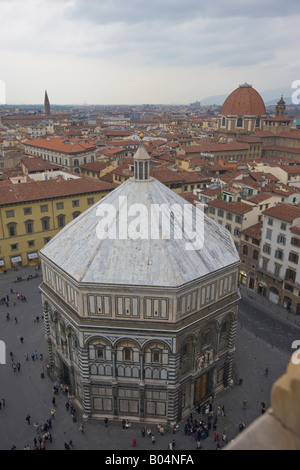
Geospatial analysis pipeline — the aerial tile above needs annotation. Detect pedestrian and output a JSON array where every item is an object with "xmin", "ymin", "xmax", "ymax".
[
  {"xmin": 65, "ymin": 402, "xmax": 69, "ymax": 412},
  {"xmin": 141, "ymin": 428, "xmax": 145, "ymax": 437},
  {"xmin": 196, "ymin": 440, "xmax": 201, "ymax": 450},
  {"xmin": 50, "ymin": 409, "xmax": 56, "ymax": 419},
  {"xmin": 214, "ymin": 431, "xmax": 219, "ymax": 442},
  {"xmin": 12, "ymin": 363, "xmax": 16, "ymax": 373},
  {"xmin": 261, "ymin": 402, "xmax": 266, "ymax": 414},
  {"xmin": 12, "ymin": 299, "xmax": 16, "ymax": 307},
  {"xmin": 79, "ymin": 424, "xmax": 84, "ymax": 433},
  {"xmin": 19, "ymin": 336, "xmax": 24, "ymax": 343},
  {"xmin": 264, "ymin": 367, "xmax": 269, "ymax": 377},
  {"xmin": 239, "ymin": 422, "xmax": 245, "ymax": 432},
  {"xmin": 104, "ymin": 417, "xmax": 108, "ymax": 428},
  {"xmin": 151, "ymin": 435, "xmax": 155, "ymax": 444},
  {"xmin": 132, "ymin": 438, "xmax": 136, "ymax": 447},
  {"xmin": 24, "ymin": 353, "xmax": 28, "ymax": 361},
  {"xmin": 6, "ymin": 312, "xmax": 9, "ymax": 321},
  {"xmin": 34, "ymin": 351, "xmax": 38, "ymax": 360},
  {"xmin": 1, "ymin": 399, "xmax": 6, "ymax": 408},
  {"xmin": 14, "ymin": 317, "xmax": 18, "ymax": 324},
  {"xmin": 52, "ymin": 396, "xmax": 56, "ymax": 406},
  {"xmin": 172, "ymin": 439, "xmax": 176, "ymax": 449},
  {"xmin": 243, "ymin": 399, "xmax": 247, "ymax": 410},
  {"xmin": 17, "ymin": 362, "xmax": 21, "ymax": 372},
  {"xmin": 26, "ymin": 414, "xmax": 31, "ymax": 425}
]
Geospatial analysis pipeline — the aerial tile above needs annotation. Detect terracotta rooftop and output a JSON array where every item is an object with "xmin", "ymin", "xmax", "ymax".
[
  {"xmin": 21, "ymin": 156, "xmax": 62, "ymax": 172},
  {"xmin": 23, "ymin": 138, "xmax": 97, "ymax": 154},
  {"xmin": 263, "ymin": 203, "xmax": 300, "ymax": 222},
  {"xmin": 207, "ymin": 199, "xmax": 254, "ymax": 215},
  {"xmin": 79, "ymin": 161, "xmax": 110, "ymax": 172},
  {"xmin": 221, "ymin": 84, "xmax": 266, "ymax": 116},
  {"xmin": 0, "ymin": 176, "xmax": 115, "ymax": 206},
  {"xmin": 241, "ymin": 221, "xmax": 263, "ymax": 240},
  {"xmin": 247, "ymin": 192, "xmax": 276, "ymax": 204},
  {"xmin": 182, "ymin": 142, "xmax": 249, "ymax": 154}
]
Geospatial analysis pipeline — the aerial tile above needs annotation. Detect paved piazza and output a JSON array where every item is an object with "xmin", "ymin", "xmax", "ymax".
[{"xmin": 0, "ymin": 266, "xmax": 293, "ymax": 451}]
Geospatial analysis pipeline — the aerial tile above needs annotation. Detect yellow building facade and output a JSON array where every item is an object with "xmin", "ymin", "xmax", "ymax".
[{"xmin": 0, "ymin": 177, "xmax": 114, "ymax": 272}]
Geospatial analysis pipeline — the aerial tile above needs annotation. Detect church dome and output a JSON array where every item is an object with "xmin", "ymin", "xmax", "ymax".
[
  {"xmin": 221, "ymin": 83, "xmax": 266, "ymax": 116},
  {"xmin": 40, "ymin": 144, "xmax": 239, "ymax": 288}
]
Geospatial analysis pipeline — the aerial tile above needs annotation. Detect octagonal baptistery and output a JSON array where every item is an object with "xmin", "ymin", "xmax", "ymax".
[
  {"xmin": 39, "ymin": 140, "xmax": 240, "ymax": 424},
  {"xmin": 215, "ymin": 83, "xmax": 267, "ymax": 142}
]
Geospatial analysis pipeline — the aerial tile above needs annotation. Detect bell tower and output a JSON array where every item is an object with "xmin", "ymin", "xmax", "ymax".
[
  {"xmin": 133, "ymin": 134, "xmax": 151, "ymax": 181},
  {"xmin": 44, "ymin": 90, "xmax": 50, "ymax": 116},
  {"xmin": 275, "ymin": 94, "xmax": 286, "ymax": 117}
]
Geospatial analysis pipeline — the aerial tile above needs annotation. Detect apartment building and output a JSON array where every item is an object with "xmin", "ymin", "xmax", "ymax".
[
  {"xmin": 0, "ymin": 176, "xmax": 114, "ymax": 271},
  {"xmin": 258, "ymin": 203, "xmax": 300, "ymax": 314},
  {"xmin": 239, "ymin": 222, "xmax": 262, "ymax": 289},
  {"xmin": 23, "ymin": 137, "xmax": 97, "ymax": 173},
  {"xmin": 205, "ymin": 199, "xmax": 258, "ymax": 251}
]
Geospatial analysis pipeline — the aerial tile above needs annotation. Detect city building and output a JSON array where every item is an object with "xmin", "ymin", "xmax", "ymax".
[
  {"xmin": 0, "ymin": 175, "xmax": 114, "ymax": 272},
  {"xmin": 258, "ymin": 203, "xmax": 300, "ymax": 314},
  {"xmin": 205, "ymin": 199, "xmax": 258, "ymax": 251},
  {"xmin": 214, "ymin": 83, "xmax": 267, "ymax": 143},
  {"xmin": 22, "ymin": 137, "xmax": 98, "ymax": 173},
  {"xmin": 39, "ymin": 139, "xmax": 240, "ymax": 425}
]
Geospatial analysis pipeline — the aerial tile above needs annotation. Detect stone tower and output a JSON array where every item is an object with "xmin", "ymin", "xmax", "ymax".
[
  {"xmin": 275, "ymin": 94, "xmax": 286, "ymax": 117},
  {"xmin": 44, "ymin": 90, "xmax": 50, "ymax": 116}
]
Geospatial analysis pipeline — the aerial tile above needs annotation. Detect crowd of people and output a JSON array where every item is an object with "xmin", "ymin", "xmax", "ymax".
[{"xmin": 1, "ymin": 267, "xmax": 270, "ymax": 451}]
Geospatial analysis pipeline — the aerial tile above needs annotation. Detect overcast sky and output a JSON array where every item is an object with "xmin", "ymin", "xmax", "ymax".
[{"xmin": 1, "ymin": 0, "xmax": 300, "ymax": 105}]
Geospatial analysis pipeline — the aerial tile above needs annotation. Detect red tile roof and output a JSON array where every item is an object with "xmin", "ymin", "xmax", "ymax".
[
  {"xmin": 221, "ymin": 84, "xmax": 266, "ymax": 116},
  {"xmin": 182, "ymin": 142, "xmax": 248, "ymax": 154},
  {"xmin": 21, "ymin": 157, "xmax": 62, "ymax": 172},
  {"xmin": 241, "ymin": 221, "xmax": 263, "ymax": 239},
  {"xmin": 262, "ymin": 203, "xmax": 300, "ymax": 222},
  {"xmin": 23, "ymin": 138, "xmax": 97, "ymax": 154},
  {"xmin": 79, "ymin": 161, "xmax": 110, "ymax": 172},
  {"xmin": 207, "ymin": 199, "xmax": 254, "ymax": 215},
  {"xmin": 0, "ymin": 177, "xmax": 115, "ymax": 205}
]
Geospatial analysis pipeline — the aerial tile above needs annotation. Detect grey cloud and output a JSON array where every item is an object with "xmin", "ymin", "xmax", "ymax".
[{"xmin": 64, "ymin": 0, "xmax": 300, "ymax": 25}]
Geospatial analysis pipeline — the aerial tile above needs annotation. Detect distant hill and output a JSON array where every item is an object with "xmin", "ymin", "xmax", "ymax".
[{"xmin": 200, "ymin": 86, "xmax": 294, "ymax": 106}]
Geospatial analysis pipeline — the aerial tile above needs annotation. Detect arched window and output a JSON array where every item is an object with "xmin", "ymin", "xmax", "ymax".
[
  {"xmin": 221, "ymin": 116, "xmax": 226, "ymax": 127},
  {"xmin": 242, "ymin": 245, "xmax": 248, "ymax": 256},
  {"xmin": 253, "ymin": 249, "xmax": 258, "ymax": 260},
  {"xmin": 123, "ymin": 347, "xmax": 132, "ymax": 361},
  {"xmin": 236, "ymin": 117, "xmax": 243, "ymax": 128},
  {"xmin": 255, "ymin": 117, "xmax": 261, "ymax": 128}
]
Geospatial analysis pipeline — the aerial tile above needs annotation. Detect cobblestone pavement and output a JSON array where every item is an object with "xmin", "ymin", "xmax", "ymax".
[{"xmin": 0, "ymin": 267, "xmax": 292, "ymax": 451}]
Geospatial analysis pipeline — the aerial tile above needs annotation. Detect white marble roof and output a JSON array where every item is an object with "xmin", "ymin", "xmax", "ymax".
[{"xmin": 40, "ymin": 177, "xmax": 239, "ymax": 288}]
